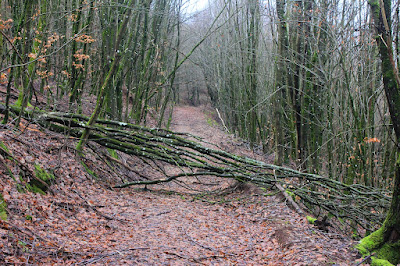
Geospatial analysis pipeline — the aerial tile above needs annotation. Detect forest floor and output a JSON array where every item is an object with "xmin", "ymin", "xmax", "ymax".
[{"xmin": 0, "ymin": 102, "xmax": 361, "ymax": 265}]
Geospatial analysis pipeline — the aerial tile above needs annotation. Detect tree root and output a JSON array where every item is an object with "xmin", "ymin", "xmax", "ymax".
[{"xmin": 356, "ymin": 226, "xmax": 400, "ymax": 265}]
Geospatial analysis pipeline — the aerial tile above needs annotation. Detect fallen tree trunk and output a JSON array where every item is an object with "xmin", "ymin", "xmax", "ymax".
[{"xmin": 0, "ymin": 104, "xmax": 391, "ymax": 232}]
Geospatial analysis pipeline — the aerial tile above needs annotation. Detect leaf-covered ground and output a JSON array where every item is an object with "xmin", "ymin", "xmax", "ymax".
[{"xmin": 0, "ymin": 105, "xmax": 360, "ymax": 265}]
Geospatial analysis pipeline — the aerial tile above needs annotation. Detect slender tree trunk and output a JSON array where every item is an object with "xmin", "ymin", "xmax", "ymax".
[
  {"xmin": 274, "ymin": 0, "xmax": 288, "ymax": 165},
  {"xmin": 246, "ymin": 0, "xmax": 260, "ymax": 146},
  {"xmin": 158, "ymin": 0, "xmax": 181, "ymax": 127},
  {"xmin": 76, "ymin": 0, "xmax": 134, "ymax": 151}
]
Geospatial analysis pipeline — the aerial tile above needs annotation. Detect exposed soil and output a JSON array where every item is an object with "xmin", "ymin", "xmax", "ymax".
[{"xmin": 0, "ymin": 104, "xmax": 359, "ymax": 265}]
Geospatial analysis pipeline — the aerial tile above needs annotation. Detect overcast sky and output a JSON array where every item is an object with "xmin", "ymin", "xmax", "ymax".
[{"xmin": 186, "ymin": 0, "xmax": 209, "ymax": 13}]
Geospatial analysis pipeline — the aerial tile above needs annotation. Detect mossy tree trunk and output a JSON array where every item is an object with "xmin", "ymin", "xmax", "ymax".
[
  {"xmin": 274, "ymin": 0, "xmax": 289, "ymax": 165},
  {"xmin": 76, "ymin": 0, "xmax": 134, "ymax": 152},
  {"xmin": 357, "ymin": 0, "xmax": 400, "ymax": 264},
  {"xmin": 14, "ymin": 0, "xmax": 36, "ymax": 125},
  {"xmin": 246, "ymin": 0, "xmax": 260, "ymax": 147}
]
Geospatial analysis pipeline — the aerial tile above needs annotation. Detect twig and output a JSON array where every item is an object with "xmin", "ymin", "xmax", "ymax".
[
  {"xmin": 0, "ymin": 220, "xmax": 56, "ymax": 246},
  {"xmin": 355, "ymin": 252, "xmax": 375, "ymax": 266},
  {"xmin": 215, "ymin": 108, "xmax": 230, "ymax": 133},
  {"xmin": 103, "ymin": 152, "xmax": 150, "ymax": 180},
  {"xmin": 71, "ymin": 189, "xmax": 126, "ymax": 223},
  {"xmin": 77, "ymin": 247, "xmax": 149, "ymax": 265},
  {"xmin": 0, "ymin": 30, "xmax": 23, "ymax": 61}
]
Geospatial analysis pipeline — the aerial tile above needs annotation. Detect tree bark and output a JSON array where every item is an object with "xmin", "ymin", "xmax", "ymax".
[
  {"xmin": 274, "ymin": 0, "xmax": 288, "ymax": 165},
  {"xmin": 357, "ymin": 1, "xmax": 400, "ymax": 264}
]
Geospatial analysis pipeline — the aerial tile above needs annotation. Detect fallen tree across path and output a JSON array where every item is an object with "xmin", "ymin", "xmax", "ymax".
[{"xmin": 0, "ymin": 104, "xmax": 391, "ymax": 234}]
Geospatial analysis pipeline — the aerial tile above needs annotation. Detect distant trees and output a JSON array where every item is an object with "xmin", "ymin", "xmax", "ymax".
[
  {"xmin": 193, "ymin": 0, "xmax": 265, "ymax": 146},
  {"xmin": 192, "ymin": 0, "xmax": 394, "ymax": 190}
]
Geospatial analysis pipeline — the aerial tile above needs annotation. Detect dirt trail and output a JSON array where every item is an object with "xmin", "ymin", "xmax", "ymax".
[
  {"xmin": 171, "ymin": 106, "xmax": 219, "ymax": 139},
  {"xmin": 170, "ymin": 105, "xmax": 255, "ymax": 157},
  {"xmin": 0, "ymin": 105, "xmax": 358, "ymax": 265}
]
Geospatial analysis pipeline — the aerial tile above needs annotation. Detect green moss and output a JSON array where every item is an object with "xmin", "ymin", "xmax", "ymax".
[
  {"xmin": 371, "ymin": 257, "xmax": 394, "ymax": 266},
  {"xmin": 14, "ymin": 93, "xmax": 23, "ymax": 107},
  {"xmin": 81, "ymin": 161, "xmax": 98, "ymax": 179},
  {"xmin": 0, "ymin": 145, "xmax": 18, "ymax": 183},
  {"xmin": 356, "ymin": 227, "xmax": 400, "ymax": 265},
  {"xmin": 28, "ymin": 164, "xmax": 55, "ymax": 194},
  {"xmin": 0, "ymin": 194, "xmax": 7, "ymax": 221},
  {"xmin": 26, "ymin": 183, "xmax": 46, "ymax": 195},
  {"xmin": 263, "ymin": 191, "xmax": 280, "ymax": 197},
  {"xmin": 16, "ymin": 182, "xmax": 26, "ymax": 193},
  {"xmin": 374, "ymin": 241, "xmax": 400, "ymax": 265},
  {"xmin": 306, "ymin": 216, "xmax": 316, "ymax": 224},
  {"xmin": 357, "ymin": 227, "xmax": 385, "ymax": 255},
  {"xmin": 0, "ymin": 141, "xmax": 9, "ymax": 153},
  {"xmin": 285, "ymin": 189, "xmax": 295, "ymax": 200},
  {"xmin": 14, "ymin": 92, "xmax": 33, "ymax": 108},
  {"xmin": 352, "ymin": 231, "xmax": 361, "ymax": 240},
  {"xmin": 34, "ymin": 164, "xmax": 55, "ymax": 183},
  {"xmin": 107, "ymin": 148, "xmax": 119, "ymax": 159}
]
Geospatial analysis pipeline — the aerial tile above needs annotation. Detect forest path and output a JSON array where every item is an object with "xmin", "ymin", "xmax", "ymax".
[
  {"xmin": 170, "ymin": 105, "xmax": 255, "ymax": 156},
  {"xmin": 0, "ymin": 105, "xmax": 357, "ymax": 265},
  {"xmin": 171, "ymin": 105, "xmax": 219, "ymax": 140},
  {"xmin": 150, "ymin": 105, "xmax": 357, "ymax": 265}
]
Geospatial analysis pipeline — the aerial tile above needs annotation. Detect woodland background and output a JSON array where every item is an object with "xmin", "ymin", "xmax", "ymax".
[
  {"xmin": 0, "ymin": 0, "xmax": 399, "ymax": 264},
  {"xmin": 1, "ymin": 0, "xmax": 395, "ymax": 186}
]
